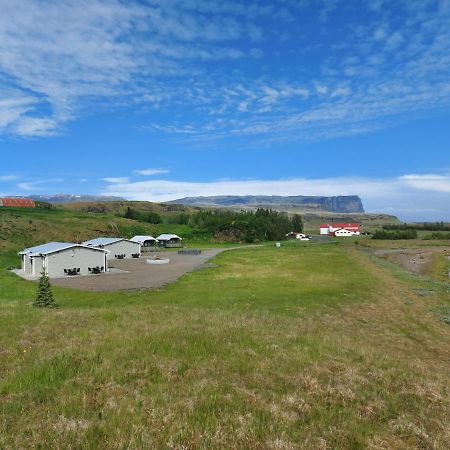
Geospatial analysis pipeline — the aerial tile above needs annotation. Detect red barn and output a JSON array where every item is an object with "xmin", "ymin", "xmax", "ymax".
[{"xmin": 0, "ymin": 197, "xmax": 36, "ymax": 208}]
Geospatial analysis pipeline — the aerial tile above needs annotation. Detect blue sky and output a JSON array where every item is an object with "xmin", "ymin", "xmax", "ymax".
[{"xmin": 0, "ymin": 0, "xmax": 449, "ymax": 220}]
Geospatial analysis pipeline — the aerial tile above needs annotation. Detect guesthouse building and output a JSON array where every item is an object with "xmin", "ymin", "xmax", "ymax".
[
  {"xmin": 130, "ymin": 235, "xmax": 159, "ymax": 248},
  {"xmin": 82, "ymin": 237, "xmax": 141, "ymax": 260},
  {"xmin": 18, "ymin": 242, "xmax": 108, "ymax": 277},
  {"xmin": 156, "ymin": 234, "xmax": 183, "ymax": 247}
]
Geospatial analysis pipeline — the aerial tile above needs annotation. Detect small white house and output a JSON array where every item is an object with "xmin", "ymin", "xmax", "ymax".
[
  {"xmin": 333, "ymin": 228, "xmax": 357, "ymax": 237},
  {"xmin": 82, "ymin": 237, "xmax": 141, "ymax": 260},
  {"xmin": 156, "ymin": 234, "xmax": 183, "ymax": 247},
  {"xmin": 18, "ymin": 242, "xmax": 108, "ymax": 277},
  {"xmin": 130, "ymin": 235, "xmax": 159, "ymax": 247},
  {"xmin": 320, "ymin": 223, "xmax": 361, "ymax": 236},
  {"xmin": 320, "ymin": 224, "xmax": 331, "ymax": 235}
]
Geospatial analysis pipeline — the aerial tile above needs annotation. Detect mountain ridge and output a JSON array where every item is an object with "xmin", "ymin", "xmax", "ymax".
[
  {"xmin": 28, "ymin": 194, "xmax": 125, "ymax": 203},
  {"xmin": 167, "ymin": 195, "xmax": 365, "ymax": 213}
]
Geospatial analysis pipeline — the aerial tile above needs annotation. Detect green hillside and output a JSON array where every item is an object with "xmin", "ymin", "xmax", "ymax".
[
  {"xmin": 60, "ymin": 200, "xmax": 199, "ymax": 216},
  {"xmin": 0, "ymin": 207, "xmax": 207, "ymax": 265}
]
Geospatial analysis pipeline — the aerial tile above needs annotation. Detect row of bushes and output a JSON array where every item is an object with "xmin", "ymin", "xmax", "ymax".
[
  {"xmin": 372, "ymin": 229, "xmax": 418, "ymax": 240},
  {"xmin": 423, "ymin": 232, "xmax": 450, "ymax": 240},
  {"xmin": 383, "ymin": 222, "xmax": 450, "ymax": 231}
]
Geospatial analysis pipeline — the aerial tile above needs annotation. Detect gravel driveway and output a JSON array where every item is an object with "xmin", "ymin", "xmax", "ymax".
[{"xmin": 51, "ymin": 248, "xmax": 229, "ymax": 292}]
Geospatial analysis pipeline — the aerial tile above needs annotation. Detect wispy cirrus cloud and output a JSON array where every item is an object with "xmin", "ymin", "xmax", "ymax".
[
  {"xmin": 144, "ymin": 0, "xmax": 450, "ymax": 143},
  {"xmin": 0, "ymin": 0, "xmax": 449, "ymax": 144},
  {"xmin": 17, "ymin": 178, "xmax": 64, "ymax": 191},
  {"xmin": 0, "ymin": 0, "xmax": 276, "ymax": 137}
]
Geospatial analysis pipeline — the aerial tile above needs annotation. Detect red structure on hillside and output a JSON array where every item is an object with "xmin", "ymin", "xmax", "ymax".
[{"xmin": 0, "ymin": 198, "xmax": 36, "ymax": 208}]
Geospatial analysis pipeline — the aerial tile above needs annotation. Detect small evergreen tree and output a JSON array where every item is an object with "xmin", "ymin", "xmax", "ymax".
[
  {"xmin": 34, "ymin": 270, "xmax": 57, "ymax": 308},
  {"xmin": 124, "ymin": 206, "xmax": 134, "ymax": 219}
]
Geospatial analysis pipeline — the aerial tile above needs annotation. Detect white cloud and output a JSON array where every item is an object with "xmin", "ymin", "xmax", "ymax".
[
  {"xmin": 134, "ymin": 168, "xmax": 170, "ymax": 176},
  {"xmin": 400, "ymin": 174, "xmax": 450, "ymax": 193},
  {"xmin": 17, "ymin": 178, "xmax": 63, "ymax": 191},
  {"xmin": 14, "ymin": 117, "xmax": 59, "ymax": 137},
  {"xmin": 0, "ymin": 175, "xmax": 18, "ymax": 182},
  {"xmin": 100, "ymin": 173, "xmax": 450, "ymax": 220},
  {"xmin": 102, "ymin": 177, "xmax": 130, "ymax": 184}
]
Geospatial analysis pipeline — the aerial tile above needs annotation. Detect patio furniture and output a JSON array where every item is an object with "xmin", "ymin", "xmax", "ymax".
[{"xmin": 178, "ymin": 249, "xmax": 201, "ymax": 255}]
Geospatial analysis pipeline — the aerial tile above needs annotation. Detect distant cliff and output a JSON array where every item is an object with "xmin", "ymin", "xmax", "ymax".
[{"xmin": 167, "ymin": 195, "xmax": 365, "ymax": 213}]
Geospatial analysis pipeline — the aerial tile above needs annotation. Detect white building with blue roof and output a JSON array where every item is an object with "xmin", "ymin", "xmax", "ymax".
[
  {"xmin": 130, "ymin": 235, "xmax": 159, "ymax": 247},
  {"xmin": 18, "ymin": 242, "xmax": 108, "ymax": 277},
  {"xmin": 82, "ymin": 237, "xmax": 141, "ymax": 260},
  {"xmin": 156, "ymin": 234, "xmax": 183, "ymax": 247}
]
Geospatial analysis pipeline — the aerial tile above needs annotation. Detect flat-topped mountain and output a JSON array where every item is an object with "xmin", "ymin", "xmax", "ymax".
[{"xmin": 167, "ymin": 195, "xmax": 365, "ymax": 213}]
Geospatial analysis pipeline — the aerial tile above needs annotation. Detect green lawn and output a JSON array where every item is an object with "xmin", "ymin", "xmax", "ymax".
[{"xmin": 1, "ymin": 240, "xmax": 449, "ymax": 449}]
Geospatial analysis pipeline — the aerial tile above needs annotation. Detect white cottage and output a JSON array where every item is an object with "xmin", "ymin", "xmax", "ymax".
[
  {"xmin": 130, "ymin": 235, "xmax": 159, "ymax": 247},
  {"xmin": 18, "ymin": 242, "xmax": 108, "ymax": 277},
  {"xmin": 333, "ymin": 228, "xmax": 357, "ymax": 237},
  {"xmin": 156, "ymin": 234, "xmax": 183, "ymax": 247},
  {"xmin": 82, "ymin": 237, "xmax": 141, "ymax": 260}
]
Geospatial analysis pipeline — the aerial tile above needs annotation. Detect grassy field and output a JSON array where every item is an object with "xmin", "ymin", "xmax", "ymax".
[
  {"xmin": 1, "ymin": 230, "xmax": 449, "ymax": 448},
  {"xmin": 425, "ymin": 253, "xmax": 450, "ymax": 282}
]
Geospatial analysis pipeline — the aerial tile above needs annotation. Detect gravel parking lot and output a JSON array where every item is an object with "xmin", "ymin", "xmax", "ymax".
[{"xmin": 51, "ymin": 248, "xmax": 228, "ymax": 292}]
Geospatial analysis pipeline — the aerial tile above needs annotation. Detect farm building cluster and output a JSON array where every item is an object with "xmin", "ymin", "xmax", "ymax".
[
  {"xmin": 319, "ymin": 223, "xmax": 361, "ymax": 237},
  {"xmin": 18, "ymin": 234, "xmax": 183, "ymax": 278}
]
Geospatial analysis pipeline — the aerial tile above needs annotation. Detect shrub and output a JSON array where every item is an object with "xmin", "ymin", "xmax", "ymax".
[
  {"xmin": 423, "ymin": 232, "xmax": 450, "ymax": 240},
  {"xmin": 372, "ymin": 230, "xmax": 418, "ymax": 240}
]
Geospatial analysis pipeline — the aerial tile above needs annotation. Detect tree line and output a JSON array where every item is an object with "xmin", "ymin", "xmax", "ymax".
[
  {"xmin": 187, "ymin": 209, "xmax": 303, "ymax": 243},
  {"xmin": 123, "ymin": 206, "xmax": 303, "ymax": 243},
  {"xmin": 383, "ymin": 222, "xmax": 450, "ymax": 231},
  {"xmin": 372, "ymin": 229, "xmax": 418, "ymax": 240},
  {"xmin": 124, "ymin": 206, "xmax": 162, "ymax": 224}
]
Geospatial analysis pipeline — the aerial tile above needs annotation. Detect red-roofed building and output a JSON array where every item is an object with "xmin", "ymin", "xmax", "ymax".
[
  {"xmin": 0, "ymin": 198, "xmax": 35, "ymax": 208},
  {"xmin": 320, "ymin": 222, "xmax": 360, "ymax": 236}
]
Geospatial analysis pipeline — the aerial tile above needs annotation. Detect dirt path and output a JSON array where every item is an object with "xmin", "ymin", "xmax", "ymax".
[
  {"xmin": 372, "ymin": 246, "xmax": 450, "ymax": 275},
  {"xmin": 51, "ymin": 248, "xmax": 234, "ymax": 292}
]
